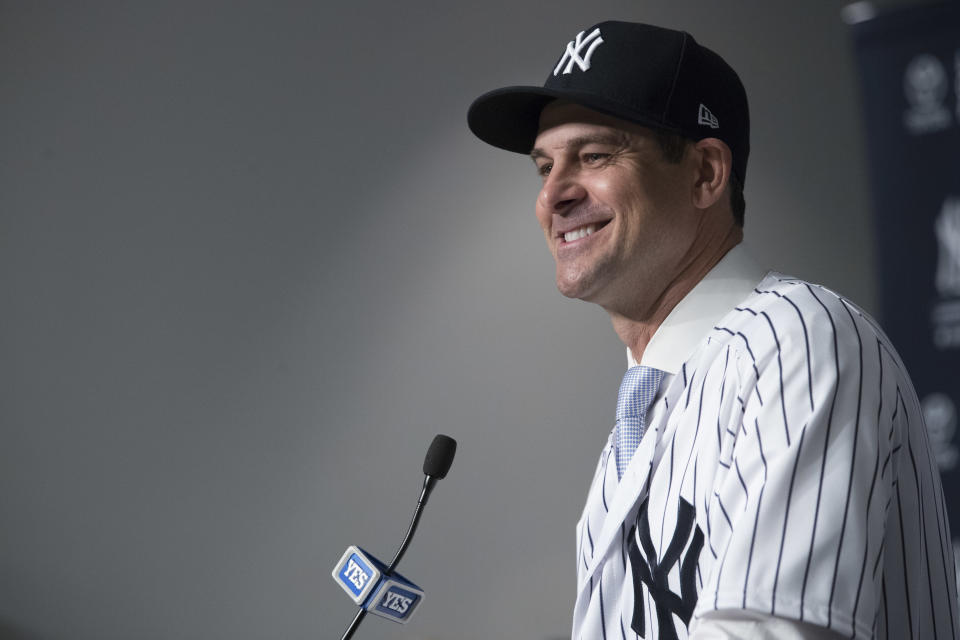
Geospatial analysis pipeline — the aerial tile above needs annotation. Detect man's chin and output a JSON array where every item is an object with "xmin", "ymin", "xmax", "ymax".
[{"xmin": 555, "ymin": 275, "xmax": 600, "ymax": 302}]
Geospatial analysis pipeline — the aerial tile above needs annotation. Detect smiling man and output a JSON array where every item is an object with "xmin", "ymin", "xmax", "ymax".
[{"xmin": 468, "ymin": 21, "xmax": 957, "ymax": 640}]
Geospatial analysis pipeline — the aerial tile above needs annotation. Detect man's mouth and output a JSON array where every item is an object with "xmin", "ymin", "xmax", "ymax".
[{"xmin": 561, "ymin": 221, "xmax": 609, "ymax": 243}]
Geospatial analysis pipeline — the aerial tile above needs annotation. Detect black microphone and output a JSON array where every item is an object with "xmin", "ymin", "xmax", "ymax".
[
  {"xmin": 423, "ymin": 434, "xmax": 457, "ymax": 479},
  {"xmin": 332, "ymin": 434, "xmax": 458, "ymax": 639}
]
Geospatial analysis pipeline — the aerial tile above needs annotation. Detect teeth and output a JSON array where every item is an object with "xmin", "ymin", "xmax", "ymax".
[{"xmin": 564, "ymin": 224, "xmax": 597, "ymax": 243}]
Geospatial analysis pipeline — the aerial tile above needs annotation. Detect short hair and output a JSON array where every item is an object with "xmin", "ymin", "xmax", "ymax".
[{"xmin": 653, "ymin": 130, "xmax": 745, "ymax": 228}]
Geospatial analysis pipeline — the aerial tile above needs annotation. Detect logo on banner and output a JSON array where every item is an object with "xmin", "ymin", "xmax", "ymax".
[
  {"xmin": 932, "ymin": 197, "xmax": 960, "ymax": 349},
  {"xmin": 936, "ymin": 198, "xmax": 960, "ymax": 297},
  {"xmin": 956, "ymin": 50, "xmax": 960, "ymax": 123},
  {"xmin": 554, "ymin": 28, "xmax": 604, "ymax": 76},
  {"xmin": 904, "ymin": 54, "xmax": 951, "ymax": 134},
  {"xmin": 922, "ymin": 393, "xmax": 958, "ymax": 471}
]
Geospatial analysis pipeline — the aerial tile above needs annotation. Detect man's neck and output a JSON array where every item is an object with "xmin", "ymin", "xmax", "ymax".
[{"xmin": 610, "ymin": 226, "xmax": 743, "ymax": 365}]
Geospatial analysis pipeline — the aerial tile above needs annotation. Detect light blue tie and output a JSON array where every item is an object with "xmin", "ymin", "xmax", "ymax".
[{"xmin": 615, "ymin": 365, "xmax": 665, "ymax": 479}]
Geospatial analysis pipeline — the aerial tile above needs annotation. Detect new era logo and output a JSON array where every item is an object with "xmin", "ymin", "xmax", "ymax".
[
  {"xmin": 698, "ymin": 104, "xmax": 719, "ymax": 129},
  {"xmin": 554, "ymin": 28, "xmax": 604, "ymax": 76}
]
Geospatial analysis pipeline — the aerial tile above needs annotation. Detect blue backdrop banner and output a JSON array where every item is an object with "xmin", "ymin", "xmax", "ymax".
[{"xmin": 849, "ymin": 1, "xmax": 960, "ymax": 560}]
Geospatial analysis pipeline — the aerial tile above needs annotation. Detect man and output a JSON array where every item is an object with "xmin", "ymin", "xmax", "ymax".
[{"xmin": 467, "ymin": 21, "xmax": 958, "ymax": 639}]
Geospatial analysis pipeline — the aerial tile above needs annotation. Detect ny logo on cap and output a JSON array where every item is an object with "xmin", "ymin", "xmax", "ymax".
[{"xmin": 554, "ymin": 28, "xmax": 604, "ymax": 76}]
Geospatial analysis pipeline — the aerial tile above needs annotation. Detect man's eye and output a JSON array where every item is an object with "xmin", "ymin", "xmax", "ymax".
[
  {"xmin": 537, "ymin": 163, "xmax": 553, "ymax": 177},
  {"xmin": 583, "ymin": 152, "xmax": 609, "ymax": 164}
]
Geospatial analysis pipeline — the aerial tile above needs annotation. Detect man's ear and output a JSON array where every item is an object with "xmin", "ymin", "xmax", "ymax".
[{"xmin": 690, "ymin": 138, "xmax": 732, "ymax": 210}]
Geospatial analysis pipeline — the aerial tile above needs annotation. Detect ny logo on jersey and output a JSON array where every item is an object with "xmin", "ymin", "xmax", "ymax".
[
  {"xmin": 553, "ymin": 28, "xmax": 604, "ymax": 76},
  {"xmin": 627, "ymin": 497, "xmax": 704, "ymax": 640}
]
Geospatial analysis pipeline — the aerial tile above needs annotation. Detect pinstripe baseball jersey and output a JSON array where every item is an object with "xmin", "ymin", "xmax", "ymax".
[{"xmin": 573, "ymin": 247, "xmax": 959, "ymax": 639}]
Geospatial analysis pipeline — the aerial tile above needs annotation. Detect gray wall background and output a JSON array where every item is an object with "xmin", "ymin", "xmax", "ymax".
[{"xmin": 0, "ymin": 1, "xmax": 903, "ymax": 638}]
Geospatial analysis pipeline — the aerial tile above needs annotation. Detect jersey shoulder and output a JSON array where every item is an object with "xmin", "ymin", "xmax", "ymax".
[
  {"xmin": 727, "ymin": 272, "xmax": 890, "ymax": 343},
  {"xmin": 709, "ymin": 272, "xmax": 906, "ymax": 377}
]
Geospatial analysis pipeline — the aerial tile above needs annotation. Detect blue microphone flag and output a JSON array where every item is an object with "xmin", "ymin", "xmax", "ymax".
[
  {"xmin": 332, "ymin": 546, "xmax": 383, "ymax": 604},
  {"xmin": 331, "ymin": 546, "xmax": 424, "ymax": 624}
]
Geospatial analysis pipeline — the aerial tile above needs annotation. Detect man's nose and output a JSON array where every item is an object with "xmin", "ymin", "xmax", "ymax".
[{"xmin": 539, "ymin": 167, "xmax": 587, "ymax": 213}]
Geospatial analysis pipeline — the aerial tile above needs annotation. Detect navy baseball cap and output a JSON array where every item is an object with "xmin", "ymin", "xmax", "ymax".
[{"xmin": 467, "ymin": 21, "xmax": 750, "ymax": 184}]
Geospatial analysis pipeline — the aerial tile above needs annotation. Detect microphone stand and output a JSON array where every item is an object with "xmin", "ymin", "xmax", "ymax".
[{"xmin": 340, "ymin": 476, "xmax": 437, "ymax": 640}]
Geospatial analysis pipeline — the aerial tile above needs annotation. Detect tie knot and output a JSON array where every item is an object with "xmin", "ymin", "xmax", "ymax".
[{"xmin": 616, "ymin": 365, "xmax": 664, "ymax": 422}]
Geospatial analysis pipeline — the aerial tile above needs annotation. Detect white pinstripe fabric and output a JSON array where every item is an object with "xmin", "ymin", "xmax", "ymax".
[
  {"xmin": 572, "ymin": 267, "xmax": 959, "ymax": 640},
  {"xmin": 615, "ymin": 365, "xmax": 665, "ymax": 479}
]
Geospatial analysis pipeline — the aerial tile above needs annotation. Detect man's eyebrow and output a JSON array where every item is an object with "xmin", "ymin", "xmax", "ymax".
[{"xmin": 529, "ymin": 132, "xmax": 631, "ymax": 161}]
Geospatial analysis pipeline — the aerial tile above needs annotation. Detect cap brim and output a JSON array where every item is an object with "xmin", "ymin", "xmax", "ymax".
[
  {"xmin": 468, "ymin": 85, "xmax": 686, "ymax": 155},
  {"xmin": 467, "ymin": 86, "xmax": 561, "ymax": 154}
]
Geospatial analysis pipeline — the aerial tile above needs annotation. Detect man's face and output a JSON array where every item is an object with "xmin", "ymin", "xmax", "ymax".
[{"xmin": 531, "ymin": 102, "xmax": 701, "ymax": 317}]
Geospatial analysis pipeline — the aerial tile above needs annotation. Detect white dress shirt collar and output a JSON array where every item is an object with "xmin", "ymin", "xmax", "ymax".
[{"xmin": 626, "ymin": 244, "xmax": 768, "ymax": 374}]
